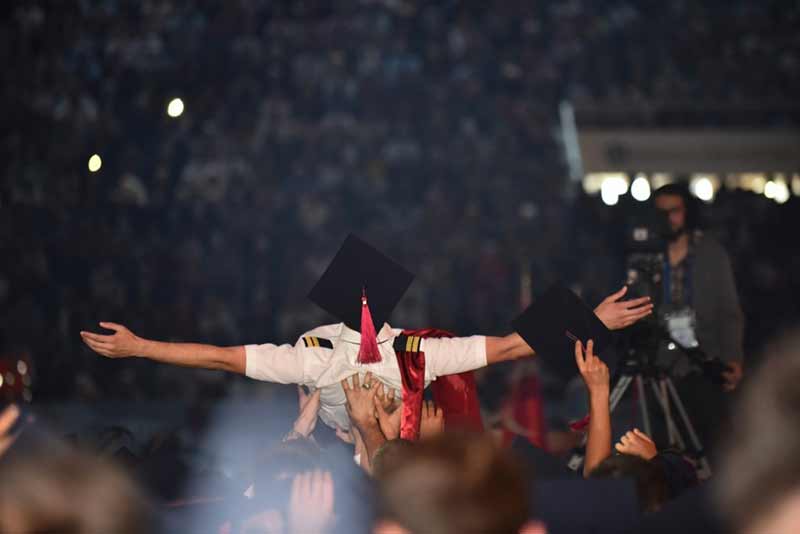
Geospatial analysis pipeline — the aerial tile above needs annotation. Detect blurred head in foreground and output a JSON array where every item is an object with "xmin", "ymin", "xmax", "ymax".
[
  {"xmin": 0, "ymin": 447, "xmax": 151, "ymax": 534},
  {"xmin": 716, "ymin": 329, "xmax": 800, "ymax": 534},
  {"xmin": 374, "ymin": 431, "xmax": 545, "ymax": 534}
]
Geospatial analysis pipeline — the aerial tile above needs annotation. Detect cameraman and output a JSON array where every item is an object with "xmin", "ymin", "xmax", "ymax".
[{"xmin": 652, "ymin": 183, "xmax": 744, "ymax": 452}]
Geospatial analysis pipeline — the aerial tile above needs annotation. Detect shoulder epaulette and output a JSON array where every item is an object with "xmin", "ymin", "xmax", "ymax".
[
  {"xmin": 393, "ymin": 334, "xmax": 423, "ymax": 353},
  {"xmin": 302, "ymin": 336, "xmax": 333, "ymax": 349}
]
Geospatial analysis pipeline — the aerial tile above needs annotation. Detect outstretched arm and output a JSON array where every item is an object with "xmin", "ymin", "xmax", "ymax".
[
  {"xmin": 486, "ymin": 333, "xmax": 534, "ymax": 364},
  {"xmin": 575, "ymin": 339, "xmax": 612, "ymax": 477},
  {"xmin": 80, "ymin": 322, "xmax": 245, "ymax": 374}
]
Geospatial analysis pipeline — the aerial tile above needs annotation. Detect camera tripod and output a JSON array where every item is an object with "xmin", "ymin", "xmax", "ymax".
[{"xmin": 567, "ymin": 357, "xmax": 712, "ymax": 479}]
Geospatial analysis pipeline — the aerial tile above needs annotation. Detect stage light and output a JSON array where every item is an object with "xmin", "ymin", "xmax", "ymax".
[
  {"xmin": 773, "ymin": 179, "xmax": 790, "ymax": 204},
  {"xmin": 88, "ymin": 154, "xmax": 102, "ymax": 172},
  {"xmin": 631, "ymin": 175, "xmax": 651, "ymax": 201},
  {"xmin": 691, "ymin": 176, "xmax": 715, "ymax": 202},
  {"xmin": 600, "ymin": 180, "xmax": 619, "ymax": 206},
  {"xmin": 17, "ymin": 361, "xmax": 27, "ymax": 375},
  {"xmin": 167, "ymin": 97, "xmax": 184, "ymax": 118},
  {"xmin": 764, "ymin": 180, "xmax": 777, "ymax": 199},
  {"xmin": 791, "ymin": 175, "xmax": 800, "ymax": 196}
]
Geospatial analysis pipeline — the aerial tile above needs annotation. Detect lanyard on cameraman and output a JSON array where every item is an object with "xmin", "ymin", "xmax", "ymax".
[{"xmin": 663, "ymin": 253, "xmax": 694, "ymax": 307}]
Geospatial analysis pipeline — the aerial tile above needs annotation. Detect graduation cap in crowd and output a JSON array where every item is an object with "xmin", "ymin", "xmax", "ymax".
[
  {"xmin": 308, "ymin": 234, "xmax": 414, "ymax": 363},
  {"xmin": 512, "ymin": 283, "xmax": 614, "ymax": 380}
]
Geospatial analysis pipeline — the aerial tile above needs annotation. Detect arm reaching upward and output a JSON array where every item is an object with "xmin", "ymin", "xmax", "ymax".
[
  {"xmin": 575, "ymin": 339, "xmax": 612, "ymax": 477},
  {"xmin": 80, "ymin": 322, "xmax": 246, "ymax": 374}
]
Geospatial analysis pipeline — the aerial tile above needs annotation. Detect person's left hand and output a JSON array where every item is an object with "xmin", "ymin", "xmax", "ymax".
[
  {"xmin": 292, "ymin": 387, "xmax": 321, "ymax": 438},
  {"xmin": 594, "ymin": 286, "xmax": 654, "ymax": 330},
  {"xmin": 722, "ymin": 361, "xmax": 744, "ymax": 392},
  {"xmin": 342, "ymin": 372, "xmax": 380, "ymax": 430},
  {"xmin": 287, "ymin": 470, "xmax": 335, "ymax": 534}
]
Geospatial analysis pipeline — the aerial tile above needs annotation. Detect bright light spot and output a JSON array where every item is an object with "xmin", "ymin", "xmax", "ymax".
[
  {"xmin": 584, "ymin": 173, "xmax": 628, "ymax": 195},
  {"xmin": 691, "ymin": 177, "xmax": 715, "ymax": 202},
  {"xmin": 741, "ymin": 173, "xmax": 766, "ymax": 194},
  {"xmin": 601, "ymin": 181, "xmax": 620, "ymax": 206},
  {"xmin": 650, "ymin": 173, "xmax": 673, "ymax": 190},
  {"xmin": 668, "ymin": 342, "xmax": 676, "ymax": 351},
  {"xmin": 764, "ymin": 180, "xmax": 777, "ymax": 199},
  {"xmin": 792, "ymin": 175, "xmax": 800, "ymax": 196},
  {"xmin": 631, "ymin": 176, "xmax": 651, "ymax": 201},
  {"xmin": 0, "ymin": 373, "xmax": 3, "ymax": 388},
  {"xmin": 17, "ymin": 361, "xmax": 27, "ymax": 375},
  {"xmin": 88, "ymin": 154, "xmax": 102, "ymax": 172},
  {"xmin": 167, "ymin": 98, "xmax": 184, "ymax": 117},
  {"xmin": 773, "ymin": 179, "xmax": 790, "ymax": 204}
]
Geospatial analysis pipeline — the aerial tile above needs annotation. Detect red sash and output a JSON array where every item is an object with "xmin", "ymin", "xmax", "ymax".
[{"xmin": 395, "ymin": 328, "xmax": 484, "ymax": 440}]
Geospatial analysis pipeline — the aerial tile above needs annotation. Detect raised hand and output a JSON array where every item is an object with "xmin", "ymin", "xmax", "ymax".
[
  {"xmin": 79, "ymin": 322, "xmax": 141, "ymax": 358},
  {"xmin": 287, "ymin": 470, "xmax": 335, "ymax": 534},
  {"xmin": 0, "ymin": 404, "xmax": 21, "ymax": 458},
  {"xmin": 575, "ymin": 339, "xmax": 609, "ymax": 394},
  {"xmin": 374, "ymin": 392, "xmax": 402, "ymax": 440},
  {"xmin": 419, "ymin": 400, "xmax": 445, "ymax": 439},
  {"xmin": 615, "ymin": 428, "xmax": 658, "ymax": 460},
  {"xmin": 341, "ymin": 373, "xmax": 380, "ymax": 430},
  {"xmin": 594, "ymin": 286, "xmax": 653, "ymax": 330},
  {"xmin": 292, "ymin": 387, "xmax": 321, "ymax": 438}
]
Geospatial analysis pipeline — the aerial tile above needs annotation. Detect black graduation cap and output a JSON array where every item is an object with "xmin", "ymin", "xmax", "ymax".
[
  {"xmin": 308, "ymin": 234, "xmax": 414, "ymax": 332},
  {"xmin": 512, "ymin": 283, "xmax": 613, "ymax": 380}
]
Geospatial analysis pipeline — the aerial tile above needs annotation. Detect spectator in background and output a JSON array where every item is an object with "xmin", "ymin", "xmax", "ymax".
[
  {"xmin": 375, "ymin": 432, "xmax": 545, "ymax": 534},
  {"xmin": 0, "ymin": 445, "xmax": 152, "ymax": 534},
  {"xmin": 716, "ymin": 329, "xmax": 800, "ymax": 534}
]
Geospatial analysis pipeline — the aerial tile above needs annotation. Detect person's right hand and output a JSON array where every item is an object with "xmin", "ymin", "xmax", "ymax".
[
  {"xmin": 615, "ymin": 428, "xmax": 658, "ymax": 460},
  {"xmin": 79, "ymin": 322, "xmax": 140, "ymax": 358}
]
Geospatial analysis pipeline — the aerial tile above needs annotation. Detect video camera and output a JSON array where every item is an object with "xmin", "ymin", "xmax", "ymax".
[{"xmin": 621, "ymin": 211, "xmax": 731, "ymax": 386}]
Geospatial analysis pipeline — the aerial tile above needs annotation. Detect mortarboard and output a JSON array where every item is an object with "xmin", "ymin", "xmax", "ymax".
[
  {"xmin": 512, "ymin": 283, "xmax": 614, "ymax": 380},
  {"xmin": 308, "ymin": 234, "xmax": 414, "ymax": 363}
]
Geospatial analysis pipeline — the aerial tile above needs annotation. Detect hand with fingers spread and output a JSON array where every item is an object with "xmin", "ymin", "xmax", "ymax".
[
  {"xmin": 287, "ymin": 470, "xmax": 335, "ymax": 534},
  {"xmin": 341, "ymin": 373, "xmax": 380, "ymax": 430},
  {"xmin": 373, "ymin": 389, "xmax": 402, "ymax": 440},
  {"xmin": 80, "ymin": 322, "xmax": 141, "ymax": 358},
  {"xmin": 615, "ymin": 428, "xmax": 658, "ymax": 460},
  {"xmin": 291, "ymin": 387, "xmax": 321, "ymax": 439},
  {"xmin": 373, "ymin": 383, "xmax": 402, "ymax": 440},
  {"xmin": 594, "ymin": 286, "xmax": 654, "ymax": 330},
  {"xmin": 419, "ymin": 400, "xmax": 445, "ymax": 439}
]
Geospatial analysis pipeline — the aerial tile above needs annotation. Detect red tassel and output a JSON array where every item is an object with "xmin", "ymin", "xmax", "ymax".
[{"xmin": 357, "ymin": 288, "xmax": 382, "ymax": 364}]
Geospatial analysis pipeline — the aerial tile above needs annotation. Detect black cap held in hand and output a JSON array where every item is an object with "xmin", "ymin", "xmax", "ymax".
[
  {"xmin": 308, "ymin": 234, "xmax": 414, "ymax": 332},
  {"xmin": 512, "ymin": 283, "xmax": 613, "ymax": 380}
]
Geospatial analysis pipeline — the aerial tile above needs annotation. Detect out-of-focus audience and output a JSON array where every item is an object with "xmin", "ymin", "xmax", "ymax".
[{"xmin": 716, "ymin": 329, "xmax": 800, "ymax": 534}]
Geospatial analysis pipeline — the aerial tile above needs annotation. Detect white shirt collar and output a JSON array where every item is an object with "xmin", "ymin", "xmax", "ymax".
[{"xmin": 338, "ymin": 322, "xmax": 395, "ymax": 344}]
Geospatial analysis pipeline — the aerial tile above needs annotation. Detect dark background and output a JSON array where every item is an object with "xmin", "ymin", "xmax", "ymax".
[{"xmin": 1, "ymin": 0, "xmax": 799, "ymax": 405}]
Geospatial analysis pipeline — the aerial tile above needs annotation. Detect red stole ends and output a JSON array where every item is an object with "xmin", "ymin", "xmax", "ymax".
[{"xmin": 395, "ymin": 329, "xmax": 484, "ymax": 440}]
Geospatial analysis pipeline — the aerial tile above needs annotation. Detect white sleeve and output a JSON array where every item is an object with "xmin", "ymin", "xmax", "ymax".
[
  {"xmin": 421, "ymin": 335, "xmax": 487, "ymax": 379},
  {"xmin": 244, "ymin": 342, "xmax": 305, "ymax": 384}
]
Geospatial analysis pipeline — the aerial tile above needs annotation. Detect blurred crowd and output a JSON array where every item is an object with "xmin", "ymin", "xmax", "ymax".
[{"xmin": 2, "ymin": 0, "xmax": 799, "ymax": 402}]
